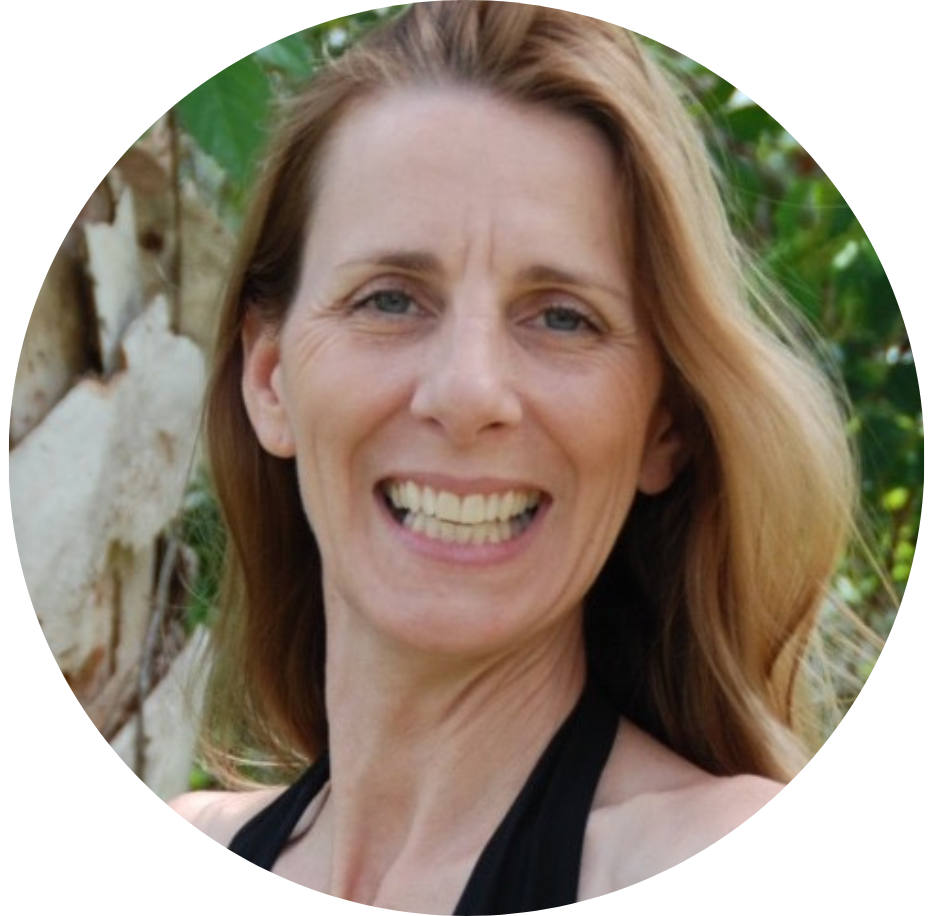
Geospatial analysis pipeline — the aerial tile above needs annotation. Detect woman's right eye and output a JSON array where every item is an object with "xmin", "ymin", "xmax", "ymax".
[{"xmin": 354, "ymin": 289, "xmax": 417, "ymax": 316}]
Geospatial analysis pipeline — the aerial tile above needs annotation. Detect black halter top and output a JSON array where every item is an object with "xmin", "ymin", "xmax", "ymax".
[{"xmin": 228, "ymin": 681, "xmax": 620, "ymax": 914}]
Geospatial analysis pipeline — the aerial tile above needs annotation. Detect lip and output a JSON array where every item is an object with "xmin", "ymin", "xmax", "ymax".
[{"xmin": 375, "ymin": 473, "xmax": 551, "ymax": 565}]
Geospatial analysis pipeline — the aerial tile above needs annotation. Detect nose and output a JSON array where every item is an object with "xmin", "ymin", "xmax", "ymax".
[{"xmin": 410, "ymin": 309, "xmax": 522, "ymax": 445}]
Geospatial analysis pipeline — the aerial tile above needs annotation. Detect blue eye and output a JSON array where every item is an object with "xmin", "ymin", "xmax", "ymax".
[
  {"xmin": 362, "ymin": 289, "xmax": 415, "ymax": 315},
  {"xmin": 542, "ymin": 306, "xmax": 594, "ymax": 333}
]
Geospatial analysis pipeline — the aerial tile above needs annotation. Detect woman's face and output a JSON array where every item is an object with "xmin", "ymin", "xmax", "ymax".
[{"xmin": 244, "ymin": 87, "xmax": 682, "ymax": 657}]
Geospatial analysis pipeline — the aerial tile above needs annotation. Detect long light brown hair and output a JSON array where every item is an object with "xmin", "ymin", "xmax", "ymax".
[{"xmin": 201, "ymin": 1, "xmax": 855, "ymax": 785}]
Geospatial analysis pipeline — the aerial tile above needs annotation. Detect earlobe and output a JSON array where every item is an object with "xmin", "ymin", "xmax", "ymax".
[
  {"xmin": 637, "ymin": 407, "xmax": 686, "ymax": 496},
  {"xmin": 241, "ymin": 309, "xmax": 296, "ymax": 458}
]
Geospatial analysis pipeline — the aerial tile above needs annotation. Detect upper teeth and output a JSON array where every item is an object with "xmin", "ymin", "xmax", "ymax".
[{"xmin": 387, "ymin": 481, "xmax": 541, "ymax": 524}]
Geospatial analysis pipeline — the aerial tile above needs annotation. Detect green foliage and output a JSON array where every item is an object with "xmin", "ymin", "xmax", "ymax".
[
  {"xmin": 179, "ymin": 469, "xmax": 225, "ymax": 633},
  {"xmin": 649, "ymin": 40, "xmax": 920, "ymax": 636}
]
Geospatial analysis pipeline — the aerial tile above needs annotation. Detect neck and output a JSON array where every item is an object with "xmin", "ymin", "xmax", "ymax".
[{"xmin": 318, "ymin": 598, "xmax": 587, "ymax": 907}]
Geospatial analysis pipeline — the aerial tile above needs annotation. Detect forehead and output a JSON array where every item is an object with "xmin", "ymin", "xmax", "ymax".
[
  {"xmin": 320, "ymin": 85, "xmax": 616, "ymax": 180},
  {"xmin": 306, "ymin": 86, "xmax": 626, "ymax": 267}
]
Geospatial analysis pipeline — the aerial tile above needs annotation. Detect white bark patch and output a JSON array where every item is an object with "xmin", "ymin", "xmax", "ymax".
[
  {"xmin": 85, "ymin": 189, "xmax": 145, "ymax": 374},
  {"xmin": 10, "ymin": 297, "xmax": 205, "ymax": 680}
]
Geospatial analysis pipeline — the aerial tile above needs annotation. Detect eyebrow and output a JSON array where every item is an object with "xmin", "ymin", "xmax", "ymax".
[
  {"xmin": 339, "ymin": 250, "xmax": 442, "ymax": 274},
  {"xmin": 338, "ymin": 250, "xmax": 629, "ymax": 301},
  {"xmin": 515, "ymin": 264, "xmax": 629, "ymax": 302}
]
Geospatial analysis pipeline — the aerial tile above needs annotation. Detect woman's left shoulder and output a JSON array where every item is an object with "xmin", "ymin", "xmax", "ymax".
[{"xmin": 580, "ymin": 719, "xmax": 783, "ymax": 894}]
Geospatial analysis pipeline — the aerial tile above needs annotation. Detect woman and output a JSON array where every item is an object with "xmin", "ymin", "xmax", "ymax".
[{"xmin": 171, "ymin": 2, "xmax": 855, "ymax": 911}]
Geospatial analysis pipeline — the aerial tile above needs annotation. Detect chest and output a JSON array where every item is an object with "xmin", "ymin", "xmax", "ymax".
[{"xmin": 268, "ymin": 806, "xmax": 634, "ymax": 913}]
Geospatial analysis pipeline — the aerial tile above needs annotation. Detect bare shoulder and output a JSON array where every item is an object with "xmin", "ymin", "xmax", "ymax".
[
  {"xmin": 168, "ymin": 786, "xmax": 287, "ymax": 846},
  {"xmin": 581, "ymin": 719, "xmax": 783, "ymax": 896}
]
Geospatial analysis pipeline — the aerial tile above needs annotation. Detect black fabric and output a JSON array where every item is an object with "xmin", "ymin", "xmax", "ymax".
[
  {"xmin": 227, "ymin": 681, "xmax": 619, "ymax": 914},
  {"xmin": 228, "ymin": 754, "xmax": 331, "ymax": 869}
]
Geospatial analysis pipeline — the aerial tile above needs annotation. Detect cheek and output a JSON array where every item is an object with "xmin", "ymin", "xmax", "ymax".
[
  {"xmin": 550, "ymin": 380, "xmax": 662, "ymax": 564},
  {"xmin": 556, "ymin": 367, "xmax": 660, "ymax": 474},
  {"xmin": 278, "ymin": 337, "xmax": 409, "ymax": 506},
  {"xmin": 280, "ymin": 328, "xmax": 359, "ymax": 442}
]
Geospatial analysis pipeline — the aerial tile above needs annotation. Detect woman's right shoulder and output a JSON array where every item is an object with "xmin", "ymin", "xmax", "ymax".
[{"xmin": 168, "ymin": 786, "xmax": 287, "ymax": 845}]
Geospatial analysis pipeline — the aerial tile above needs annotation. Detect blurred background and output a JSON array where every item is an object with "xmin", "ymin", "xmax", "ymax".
[{"xmin": 9, "ymin": 6, "xmax": 920, "ymax": 798}]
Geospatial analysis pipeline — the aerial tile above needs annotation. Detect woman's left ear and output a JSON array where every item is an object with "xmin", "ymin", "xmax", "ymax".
[
  {"xmin": 637, "ymin": 406, "xmax": 686, "ymax": 496},
  {"xmin": 241, "ymin": 309, "xmax": 296, "ymax": 459}
]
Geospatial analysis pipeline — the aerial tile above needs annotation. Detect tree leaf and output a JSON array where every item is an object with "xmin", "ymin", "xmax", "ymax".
[
  {"xmin": 254, "ymin": 32, "xmax": 317, "ymax": 78},
  {"xmin": 175, "ymin": 55, "xmax": 272, "ymax": 189},
  {"xmin": 722, "ymin": 103, "xmax": 777, "ymax": 145}
]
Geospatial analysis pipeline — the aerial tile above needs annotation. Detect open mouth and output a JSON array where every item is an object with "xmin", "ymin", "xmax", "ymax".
[{"xmin": 381, "ymin": 480, "xmax": 544, "ymax": 546}]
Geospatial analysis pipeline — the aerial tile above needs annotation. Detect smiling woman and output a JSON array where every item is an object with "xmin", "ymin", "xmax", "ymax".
[
  {"xmin": 241, "ymin": 87, "xmax": 679, "ymax": 665},
  {"xmin": 169, "ymin": 2, "xmax": 856, "ymax": 912}
]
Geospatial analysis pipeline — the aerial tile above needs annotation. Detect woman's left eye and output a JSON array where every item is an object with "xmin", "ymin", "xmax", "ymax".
[{"xmin": 537, "ymin": 305, "xmax": 598, "ymax": 334}]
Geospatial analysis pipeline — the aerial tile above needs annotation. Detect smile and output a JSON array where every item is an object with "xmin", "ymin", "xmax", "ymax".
[{"xmin": 383, "ymin": 480, "xmax": 543, "ymax": 545}]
